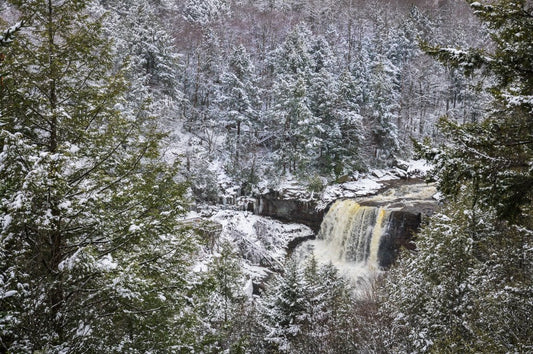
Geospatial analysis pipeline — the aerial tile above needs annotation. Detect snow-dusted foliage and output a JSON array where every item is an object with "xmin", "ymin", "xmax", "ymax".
[
  {"xmin": 385, "ymin": 195, "xmax": 533, "ymax": 352},
  {"xmin": 176, "ymin": 210, "xmax": 315, "ymax": 352},
  {"xmin": 183, "ymin": 0, "xmax": 230, "ymax": 26},
  {"xmin": 383, "ymin": 1, "xmax": 533, "ymax": 352},
  {"xmin": 210, "ymin": 210, "xmax": 313, "ymax": 275},
  {"xmin": 259, "ymin": 255, "xmax": 387, "ymax": 353},
  {"xmin": 0, "ymin": 0, "xmax": 198, "ymax": 351},
  {"xmin": 2, "ymin": 0, "xmax": 529, "ymax": 352},
  {"xmin": 217, "ymin": 45, "xmax": 263, "ymax": 191},
  {"xmin": 0, "ymin": 21, "xmax": 22, "ymax": 47},
  {"xmin": 99, "ymin": 0, "xmax": 183, "ymax": 127},
  {"xmin": 171, "ymin": 0, "xmax": 488, "ymax": 196}
]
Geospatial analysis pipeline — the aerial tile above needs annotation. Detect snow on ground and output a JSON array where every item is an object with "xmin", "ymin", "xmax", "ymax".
[
  {"xmin": 209, "ymin": 210, "xmax": 314, "ymax": 280},
  {"xmin": 405, "ymin": 159, "xmax": 433, "ymax": 177},
  {"xmin": 319, "ymin": 177, "xmax": 384, "ymax": 209},
  {"xmin": 320, "ymin": 160, "xmax": 433, "ymax": 210}
]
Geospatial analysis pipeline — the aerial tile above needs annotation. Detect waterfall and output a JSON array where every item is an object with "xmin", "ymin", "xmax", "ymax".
[
  {"xmin": 316, "ymin": 200, "xmax": 390, "ymax": 268},
  {"xmin": 292, "ymin": 182, "xmax": 436, "ymax": 280},
  {"xmin": 297, "ymin": 200, "xmax": 393, "ymax": 280}
]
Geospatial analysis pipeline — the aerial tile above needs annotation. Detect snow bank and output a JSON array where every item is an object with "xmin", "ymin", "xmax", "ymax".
[
  {"xmin": 264, "ymin": 160, "xmax": 432, "ymax": 209},
  {"xmin": 316, "ymin": 160, "xmax": 432, "ymax": 209},
  {"xmin": 210, "ymin": 210, "xmax": 314, "ymax": 279}
]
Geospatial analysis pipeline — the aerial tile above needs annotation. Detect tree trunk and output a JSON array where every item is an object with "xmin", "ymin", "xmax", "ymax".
[{"xmin": 47, "ymin": 0, "xmax": 64, "ymax": 342}]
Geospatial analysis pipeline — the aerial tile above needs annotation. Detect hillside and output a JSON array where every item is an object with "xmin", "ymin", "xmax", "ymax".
[{"xmin": 1, "ymin": 0, "xmax": 531, "ymax": 352}]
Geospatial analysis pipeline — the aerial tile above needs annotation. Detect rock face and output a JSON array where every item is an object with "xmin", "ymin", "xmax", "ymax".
[
  {"xmin": 377, "ymin": 210, "xmax": 421, "ymax": 268},
  {"xmin": 255, "ymin": 192, "xmax": 327, "ymax": 233},
  {"xmin": 255, "ymin": 181, "xmax": 439, "ymax": 269}
]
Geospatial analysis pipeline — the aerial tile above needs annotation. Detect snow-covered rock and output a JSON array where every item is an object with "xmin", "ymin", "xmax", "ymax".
[{"xmin": 210, "ymin": 210, "xmax": 314, "ymax": 279}]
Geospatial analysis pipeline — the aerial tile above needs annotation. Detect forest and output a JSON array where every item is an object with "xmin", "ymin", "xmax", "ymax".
[{"xmin": 0, "ymin": 0, "xmax": 532, "ymax": 352}]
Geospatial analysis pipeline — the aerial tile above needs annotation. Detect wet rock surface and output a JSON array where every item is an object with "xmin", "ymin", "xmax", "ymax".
[
  {"xmin": 254, "ymin": 192, "xmax": 328, "ymax": 233},
  {"xmin": 256, "ymin": 180, "xmax": 439, "ymax": 268}
]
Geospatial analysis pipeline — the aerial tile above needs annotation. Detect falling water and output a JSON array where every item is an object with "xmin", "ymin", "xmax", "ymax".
[
  {"xmin": 294, "ymin": 182, "xmax": 437, "ymax": 281},
  {"xmin": 309, "ymin": 200, "xmax": 391, "ymax": 276}
]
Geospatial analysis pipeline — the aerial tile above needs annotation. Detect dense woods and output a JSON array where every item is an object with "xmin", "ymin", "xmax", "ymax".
[
  {"xmin": 170, "ymin": 0, "xmax": 490, "ymax": 192},
  {"xmin": 1, "ymin": 0, "xmax": 532, "ymax": 352}
]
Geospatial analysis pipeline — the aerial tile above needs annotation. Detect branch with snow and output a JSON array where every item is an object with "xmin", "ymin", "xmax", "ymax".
[{"xmin": 0, "ymin": 21, "xmax": 23, "ymax": 47}]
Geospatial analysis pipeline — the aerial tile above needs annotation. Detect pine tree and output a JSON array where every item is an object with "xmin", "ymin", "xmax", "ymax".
[
  {"xmin": 183, "ymin": 0, "xmax": 230, "ymax": 26},
  {"xmin": 296, "ymin": 258, "xmax": 356, "ymax": 353},
  {"xmin": 386, "ymin": 192, "xmax": 533, "ymax": 352},
  {"xmin": 100, "ymin": 0, "xmax": 183, "ymax": 132},
  {"xmin": 262, "ymin": 259, "xmax": 307, "ymax": 352},
  {"xmin": 335, "ymin": 70, "xmax": 366, "ymax": 173},
  {"xmin": 218, "ymin": 44, "xmax": 262, "ymax": 191},
  {"xmin": 368, "ymin": 56, "xmax": 400, "ymax": 164},
  {"xmin": 0, "ymin": 1, "xmax": 197, "ymax": 351},
  {"xmin": 270, "ymin": 71, "xmax": 315, "ymax": 174},
  {"xmin": 269, "ymin": 24, "xmax": 319, "ymax": 175},
  {"xmin": 419, "ymin": 0, "xmax": 533, "ymax": 221},
  {"xmin": 307, "ymin": 68, "xmax": 364, "ymax": 177},
  {"xmin": 107, "ymin": 0, "xmax": 182, "ymax": 97},
  {"xmin": 386, "ymin": 1, "xmax": 533, "ymax": 352},
  {"xmin": 200, "ymin": 240, "xmax": 252, "ymax": 352},
  {"xmin": 0, "ymin": 21, "xmax": 22, "ymax": 48}
]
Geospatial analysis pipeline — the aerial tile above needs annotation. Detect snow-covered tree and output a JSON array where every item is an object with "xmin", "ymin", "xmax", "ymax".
[
  {"xmin": 0, "ymin": 1, "xmax": 198, "ymax": 351},
  {"xmin": 100, "ymin": 0, "xmax": 183, "ymax": 123},
  {"xmin": 307, "ymin": 68, "xmax": 364, "ymax": 177},
  {"xmin": 198, "ymin": 240, "xmax": 253, "ymax": 352},
  {"xmin": 386, "ymin": 193, "xmax": 533, "ymax": 352},
  {"xmin": 183, "ymin": 0, "xmax": 230, "ymax": 26},
  {"xmin": 385, "ymin": 1, "xmax": 533, "ymax": 352},
  {"xmin": 361, "ymin": 15, "xmax": 420, "ymax": 165},
  {"xmin": 218, "ymin": 44, "xmax": 262, "ymax": 191},
  {"xmin": 261, "ymin": 259, "xmax": 307, "ymax": 352},
  {"xmin": 419, "ymin": 0, "xmax": 533, "ymax": 221},
  {"xmin": 335, "ymin": 70, "xmax": 366, "ymax": 173},
  {"xmin": 367, "ymin": 55, "xmax": 401, "ymax": 164},
  {"xmin": 268, "ymin": 24, "xmax": 319, "ymax": 174},
  {"xmin": 294, "ymin": 258, "xmax": 357, "ymax": 353},
  {"xmin": 0, "ymin": 20, "xmax": 22, "ymax": 48}
]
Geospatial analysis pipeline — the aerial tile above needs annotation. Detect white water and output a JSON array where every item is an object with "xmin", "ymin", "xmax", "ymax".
[
  {"xmin": 296, "ymin": 182, "xmax": 437, "ymax": 281},
  {"xmin": 302, "ymin": 200, "xmax": 390, "ymax": 280}
]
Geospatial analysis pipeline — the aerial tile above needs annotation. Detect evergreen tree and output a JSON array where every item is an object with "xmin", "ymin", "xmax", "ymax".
[
  {"xmin": 307, "ymin": 68, "xmax": 337, "ymax": 174},
  {"xmin": 0, "ymin": 21, "xmax": 22, "ymax": 48},
  {"xmin": 183, "ymin": 0, "xmax": 230, "ymax": 26},
  {"xmin": 262, "ymin": 259, "xmax": 307, "ymax": 352},
  {"xmin": 218, "ymin": 44, "xmax": 262, "ymax": 191},
  {"xmin": 309, "ymin": 35, "xmax": 335, "ymax": 73},
  {"xmin": 201, "ymin": 241, "xmax": 249, "ymax": 351},
  {"xmin": 270, "ymin": 71, "xmax": 315, "ymax": 174},
  {"xmin": 335, "ymin": 70, "xmax": 366, "ymax": 173},
  {"xmin": 386, "ymin": 1, "xmax": 533, "ymax": 352},
  {"xmin": 0, "ymin": 1, "xmax": 197, "ymax": 351},
  {"xmin": 296, "ymin": 258, "xmax": 356, "ymax": 353},
  {"xmin": 386, "ymin": 193, "xmax": 533, "ymax": 352},
  {"xmin": 367, "ymin": 55, "xmax": 400, "ymax": 164},
  {"xmin": 100, "ymin": 0, "xmax": 183, "ymax": 130},
  {"xmin": 108, "ymin": 0, "xmax": 182, "ymax": 97},
  {"xmin": 269, "ymin": 24, "xmax": 318, "ymax": 175},
  {"xmin": 419, "ymin": 0, "xmax": 533, "ymax": 221},
  {"xmin": 307, "ymin": 68, "xmax": 364, "ymax": 177}
]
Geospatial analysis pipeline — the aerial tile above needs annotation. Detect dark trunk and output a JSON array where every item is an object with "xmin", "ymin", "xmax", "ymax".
[{"xmin": 47, "ymin": 0, "xmax": 64, "ymax": 342}]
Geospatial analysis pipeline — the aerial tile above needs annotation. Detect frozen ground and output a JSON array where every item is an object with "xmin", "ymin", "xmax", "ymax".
[
  {"xmin": 182, "ymin": 210, "xmax": 314, "ymax": 287},
  {"xmin": 266, "ymin": 159, "xmax": 433, "ymax": 210}
]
